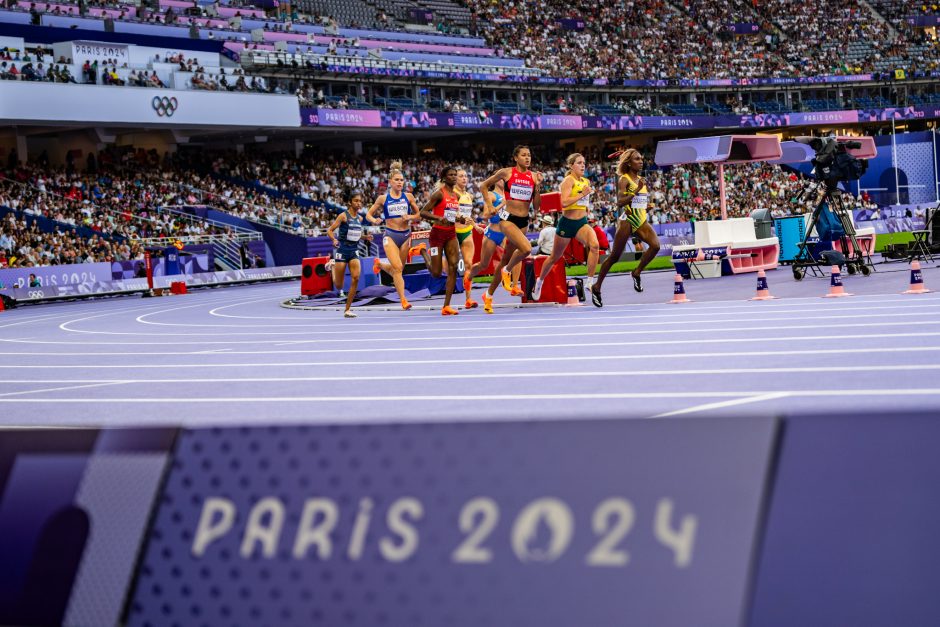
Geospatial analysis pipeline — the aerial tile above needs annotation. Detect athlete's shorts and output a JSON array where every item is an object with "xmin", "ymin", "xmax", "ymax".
[
  {"xmin": 429, "ymin": 225, "xmax": 456, "ymax": 252},
  {"xmin": 484, "ymin": 226, "xmax": 506, "ymax": 246},
  {"xmin": 333, "ymin": 245, "xmax": 359, "ymax": 263},
  {"xmin": 456, "ymin": 224, "xmax": 473, "ymax": 244},
  {"xmin": 383, "ymin": 227, "xmax": 411, "ymax": 249},
  {"xmin": 503, "ymin": 213, "xmax": 529, "ymax": 231},
  {"xmin": 557, "ymin": 215, "xmax": 588, "ymax": 239},
  {"xmin": 619, "ymin": 207, "xmax": 648, "ymax": 230}
]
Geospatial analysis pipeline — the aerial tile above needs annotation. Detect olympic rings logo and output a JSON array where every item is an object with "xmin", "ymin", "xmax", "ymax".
[
  {"xmin": 27, "ymin": 290, "xmax": 44, "ymax": 299},
  {"xmin": 152, "ymin": 96, "xmax": 179, "ymax": 117}
]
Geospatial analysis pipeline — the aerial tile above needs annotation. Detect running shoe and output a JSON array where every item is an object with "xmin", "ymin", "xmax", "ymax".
[
  {"xmin": 591, "ymin": 285, "xmax": 603, "ymax": 308},
  {"xmin": 483, "ymin": 292, "xmax": 494, "ymax": 314},
  {"xmin": 408, "ymin": 243, "xmax": 427, "ymax": 258},
  {"xmin": 632, "ymin": 273, "xmax": 643, "ymax": 292},
  {"xmin": 338, "ymin": 290, "xmax": 346, "ymax": 298},
  {"xmin": 465, "ymin": 298, "xmax": 479, "ymax": 309},
  {"xmin": 372, "ymin": 258, "xmax": 382, "ymax": 275},
  {"xmin": 500, "ymin": 267, "xmax": 512, "ymax": 292},
  {"xmin": 401, "ymin": 299, "xmax": 412, "ymax": 311},
  {"xmin": 463, "ymin": 270, "xmax": 472, "ymax": 294},
  {"xmin": 442, "ymin": 306, "xmax": 459, "ymax": 316},
  {"xmin": 344, "ymin": 310, "xmax": 357, "ymax": 318},
  {"xmin": 532, "ymin": 279, "xmax": 543, "ymax": 301},
  {"xmin": 509, "ymin": 286, "xmax": 524, "ymax": 297}
]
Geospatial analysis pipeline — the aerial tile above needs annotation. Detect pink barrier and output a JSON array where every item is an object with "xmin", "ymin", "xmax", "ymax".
[
  {"xmin": 263, "ymin": 31, "xmax": 308, "ymax": 42},
  {"xmin": 17, "ymin": 1, "xmax": 131, "ymax": 18},
  {"xmin": 178, "ymin": 17, "xmax": 229, "ymax": 28},
  {"xmin": 225, "ymin": 41, "xmax": 274, "ymax": 51},
  {"xmin": 217, "ymin": 6, "xmax": 264, "ymax": 18},
  {"xmin": 158, "ymin": 0, "xmax": 191, "ymax": 8}
]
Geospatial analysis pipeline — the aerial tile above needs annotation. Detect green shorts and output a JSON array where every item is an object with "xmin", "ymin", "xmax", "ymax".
[
  {"xmin": 456, "ymin": 227, "xmax": 473, "ymax": 244},
  {"xmin": 557, "ymin": 215, "xmax": 588, "ymax": 239}
]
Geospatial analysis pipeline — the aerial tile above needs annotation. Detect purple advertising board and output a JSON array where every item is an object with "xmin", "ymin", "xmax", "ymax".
[
  {"xmin": 750, "ymin": 414, "xmax": 940, "ymax": 627},
  {"xmin": 128, "ymin": 417, "xmax": 778, "ymax": 627},
  {"xmin": 301, "ymin": 106, "xmax": 940, "ymax": 131},
  {"xmin": 0, "ymin": 261, "xmax": 112, "ymax": 290},
  {"xmin": 0, "ymin": 428, "xmax": 177, "ymax": 627}
]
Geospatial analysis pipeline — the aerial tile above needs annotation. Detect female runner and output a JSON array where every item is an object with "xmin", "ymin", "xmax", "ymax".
[
  {"xmin": 418, "ymin": 165, "xmax": 462, "ymax": 316},
  {"xmin": 366, "ymin": 160, "xmax": 420, "ymax": 310},
  {"xmin": 478, "ymin": 145, "xmax": 540, "ymax": 314},
  {"xmin": 454, "ymin": 168, "xmax": 481, "ymax": 309},
  {"xmin": 591, "ymin": 148, "xmax": 661, "ymax": 307},
  {"xmin": 326, "ymin": 190, "xmax": 365, "ymax": 318},
  {"xmin": 531, "ymin": 153, "xmax": 600, "ymax": 304}
]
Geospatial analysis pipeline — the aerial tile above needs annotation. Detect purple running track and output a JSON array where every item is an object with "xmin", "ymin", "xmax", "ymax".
[{"xmin": 1, "ymin": 262, "xmax": 939, "ymax": 426}]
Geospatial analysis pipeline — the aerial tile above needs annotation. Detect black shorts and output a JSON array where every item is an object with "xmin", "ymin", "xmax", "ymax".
[{"xmin": 503, "ymin": 213, "xmax": 529, "ymax": 231}]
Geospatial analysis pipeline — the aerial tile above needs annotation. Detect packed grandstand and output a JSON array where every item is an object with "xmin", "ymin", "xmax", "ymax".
[{"xmin": 0, "ymin": 0, "xmax": 937, "ymax": 274}]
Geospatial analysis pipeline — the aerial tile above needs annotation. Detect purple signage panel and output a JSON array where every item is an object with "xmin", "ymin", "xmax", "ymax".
[
  {"xmin": 0, "ymin": 428, "xmax": 177, "ymax": 627},
  {"xmin": 727, "ymin": 22, "xmax": 760, "ymax": 34},
  {"xmin": 0, "ymin": 261, "xmax": 112, "ymax": 290},
  {"xmin": 750, "ymin": 414, "xmax": 940, "ymax": 627},
  {"xmin": 128, "ymin": 417, "xmax": 778, "ymax": 627},
  {"xmin": 304, "ymin": 108, "xmax": 383, "ymax": 127}
]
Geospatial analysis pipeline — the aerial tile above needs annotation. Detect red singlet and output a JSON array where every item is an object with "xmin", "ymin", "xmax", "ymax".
[{"xmin": 505, "ymin": 168, "xmax": 535, "ymax": 204}]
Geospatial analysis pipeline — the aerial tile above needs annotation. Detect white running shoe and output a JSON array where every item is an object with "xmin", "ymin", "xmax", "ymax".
[
  {"xmin": 344, "ymin": 310, "xmax": 357, "ymax": 318},
  {"xmin": 338, "ymin": 290, "xmax": 346, "ymax": 298},
  {"xmin": 532, "ymin": 279, "xmax": 543, "ymax": 301}
]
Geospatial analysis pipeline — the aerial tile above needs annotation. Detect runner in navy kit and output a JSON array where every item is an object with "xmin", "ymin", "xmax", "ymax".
[{"xmin": 327, "ymin": 191, "xmax": 366, "ymax": 318}]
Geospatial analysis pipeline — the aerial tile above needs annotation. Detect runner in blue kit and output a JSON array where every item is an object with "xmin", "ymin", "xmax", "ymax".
[
  {"xmin": 366, "ymin": 160, "xmax": 420, "ymax": 311},
  {"xmin": 327, "ymin": 190, "xmax": 367, "ymax": 318}
]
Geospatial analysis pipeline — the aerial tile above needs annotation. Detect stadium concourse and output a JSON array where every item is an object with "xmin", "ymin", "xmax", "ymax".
[{"xmin": 1, "ymin": 264, "xmax": 939, "ymax": 424}]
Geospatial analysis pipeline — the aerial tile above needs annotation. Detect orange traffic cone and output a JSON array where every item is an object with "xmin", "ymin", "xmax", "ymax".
[
  {"xmin": 566, "ymin": 279, "xmax": 580, "ymax": 306},
  {"xmin": 823, "ymin": 265, "xmax": 853, "ymax": 298},
  {"xmin": 902, "ymin": 260, "xmax": 931, "ymax": 294},
  {"xmin": 750, "ymin": 270, "xmax": 776, "ymax": 301},
  {"xmin": 669, "ymin": 273, "xmax": 691, "ymax": 303}
]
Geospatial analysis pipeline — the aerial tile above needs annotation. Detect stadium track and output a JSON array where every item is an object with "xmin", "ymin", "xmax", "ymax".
[{"xmin": 1, "ymin": 264, "xmax": 939, "ymax": 425}]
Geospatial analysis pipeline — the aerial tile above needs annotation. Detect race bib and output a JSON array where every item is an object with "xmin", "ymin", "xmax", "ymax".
[
  {"xmin": 509, "ymin": 183, "xmax": 533, "ymax": 201},
  {"xmin": 498, "ymin": 208, "xmax": 510, "ymax": 220},
  {"xmin": 345, "ymin": 225, "xmax": 363, "ymax": 242},
  {"xmin": 444, "ymin": 209, "xmax": 458, "ymax": 223},
  {"xmin": 631, "ymin": 193, "xmax": 649, "ymax": 210},
  {"xmin": 386, "ymin": 199, "xmax": 408, "ymax": 218},
  {"xmin": 333, "ymin": 251, "xmax": 344, "ymax": 260},
  {"xmin": 458, "ymin": 203, "xmax": 473, "ymax": 218}
]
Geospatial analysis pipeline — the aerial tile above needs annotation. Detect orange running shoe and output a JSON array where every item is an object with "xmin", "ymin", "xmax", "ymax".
[
  {"xmin": 442, "ymin": 305, "xmax": 459, "ymax": 316},
  {"xmin": 463, "ymin": 270, "xmax": 472, "ymax": 294},
  {"xmin": 483, "ymin": 292, "xmax": 494, "ymax": 314},
  {"xmin": 372, "ymin": 258, "xmax": 382, "ymax": 275},
  {"xmin": 465, "ymin": 298, "xmax": 479, "ymax": 309},
  {"xmin": 401, "ymin": 298, "xmax": 412, "ymax": 311},
  {"xmin": 408, "ymin": 243, "xmax": 427, "ymax": 259},
  {"xmin": 500, "ymin": 267, "xmax": 512, "ymax": 292},
  {"xmin": 509, "ymin": 286, "xmax": 524, "ymax": 297}
]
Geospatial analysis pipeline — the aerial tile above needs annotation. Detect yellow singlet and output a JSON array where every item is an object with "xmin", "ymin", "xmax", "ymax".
[{"xmin": 619, "ymin": 173, "xmax": 648, "ymax": 229}]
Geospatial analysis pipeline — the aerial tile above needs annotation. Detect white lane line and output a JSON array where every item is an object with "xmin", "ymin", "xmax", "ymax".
[
  {"xmin": 4, "ymin": 344, "xmax": 939, "ymax": 370},
  {"xmin": 209, "ymin": 290, "xmax": 940, "ymax": 320},
  {"xmin": 4, "ymin": 329, "xmax": 940, "ymax": 349},
  {"xmin": 125, "ymin": 303, "xmax": 940, "ymax": 335},
  {"xmin": 0, "ymin": 381, "xmax": 129, "ymax": 398},
  {"xmin": 651, "ymin": 392, "xmax": 792, "ymax": 418},
  {"xmin": 41, "ymin": 317, "xmax": 940, "ymax": 341},
  {"xmin": 7, "ymin": 363, "xmax": 940, "ymax": 381},
  {"xmin": 149, "ymin": 299, "xmax": 940, "ymax": 332},
  {"xmin": 1, "ymin": 388, "xmax": 939, "ymax": 404}
]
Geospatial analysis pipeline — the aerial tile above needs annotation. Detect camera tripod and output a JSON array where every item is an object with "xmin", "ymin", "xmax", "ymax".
[{"xmin": 791, "ymin": 180, "xmax": 874, "ymax": 280}]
